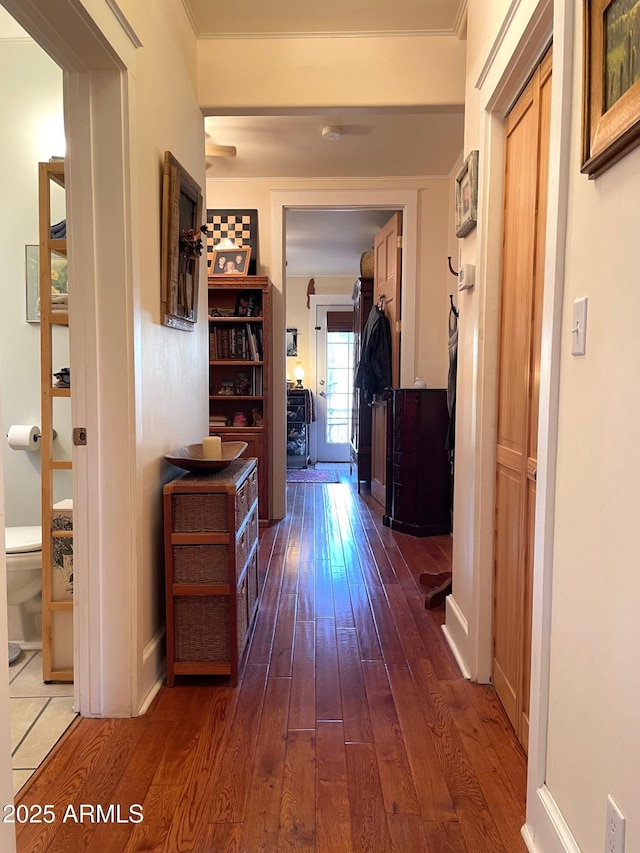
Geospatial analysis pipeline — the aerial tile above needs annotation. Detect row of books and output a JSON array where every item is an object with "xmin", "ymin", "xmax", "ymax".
[{"xmin": 209, "ymin": 323, "xmax": 263, "ymax": 361}]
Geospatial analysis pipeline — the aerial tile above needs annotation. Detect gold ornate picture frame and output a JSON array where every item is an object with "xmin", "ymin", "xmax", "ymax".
[
  {"xmin": 582, "ymin": 0, "xmax": 640, "ymax": 178},
  {"xmin": 455, "ymin": 150, "xmax": 479, "ymax": 238}
]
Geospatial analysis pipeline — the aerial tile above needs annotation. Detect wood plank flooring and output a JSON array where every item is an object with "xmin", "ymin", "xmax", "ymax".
[{"xmin": 15, "ymin": 477, "xmax": 527, "ymax": 852}]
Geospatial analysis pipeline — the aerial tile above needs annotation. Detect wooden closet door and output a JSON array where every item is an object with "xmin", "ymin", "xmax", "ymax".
[
  {"xmin": 493, "ymin": 50, "xmax": 551, "ymax": 752},
  {"xmin": 370, "ymin": 212, "xmax": 402, "ymax": 506}
]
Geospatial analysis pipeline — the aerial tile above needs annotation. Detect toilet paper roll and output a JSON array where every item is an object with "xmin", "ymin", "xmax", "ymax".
[{"xmin": 7, "ymin": 425, "xmax": 41, "ymax": 452}]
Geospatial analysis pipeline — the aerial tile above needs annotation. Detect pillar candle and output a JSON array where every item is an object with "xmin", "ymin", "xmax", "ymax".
[{"xmin": 202, "ymin": 436, "xmax": 222, "ymax": 460}]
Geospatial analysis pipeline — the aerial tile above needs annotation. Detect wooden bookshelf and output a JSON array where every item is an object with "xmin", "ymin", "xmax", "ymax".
[{"xmin": 208, "ymin": 276, "xmax": 271, "ymax": 521}]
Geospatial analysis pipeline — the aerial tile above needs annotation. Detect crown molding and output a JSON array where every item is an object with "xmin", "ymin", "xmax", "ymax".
[
  {"xmin": 194, "ymin": 28, "xmax": 459, "ymax": 41},
  {"xmin": 454, "ymin": 0, "xmax": 468, "ymax": 40},
  {"xmin": 104, "ymin": 0, "xmax": 142, "ymax": 48},
  {"xmin": 475, "ymin": 0, "xmax": 522, "ymax": 90},
  {"xmin": 179, "ymin": 0, "xmax": 199, "ymax": 38}
]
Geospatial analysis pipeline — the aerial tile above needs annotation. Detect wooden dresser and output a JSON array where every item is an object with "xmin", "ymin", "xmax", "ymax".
[
  {"xmin": 350, "ymin": 277, "xmax": 373, "ymax": 491},
  {"xmin": 383, "ymin": 389, "xmax": 451, "ymax": 537},
  {"xmin": 163, "ymin": 458, "xmax": 259, "ymax": 686}
]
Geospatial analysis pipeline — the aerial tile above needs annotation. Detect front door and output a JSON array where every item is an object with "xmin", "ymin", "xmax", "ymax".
[
  {"xmin": 493, "ymin": 49, "xmax": 552, "ymax": 751},
  {"xmin": 315, "ymin": 304, "xmax": 354, "ymax": 462},
  {"xmin": 370, "ymin": 212, "xmax": 402, "ymax": 506}
]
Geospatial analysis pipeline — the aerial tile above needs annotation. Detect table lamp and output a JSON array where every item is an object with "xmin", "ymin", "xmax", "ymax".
[{"xmin": 294, "ymin": 363, "xmax": 305, "ymax": 388}]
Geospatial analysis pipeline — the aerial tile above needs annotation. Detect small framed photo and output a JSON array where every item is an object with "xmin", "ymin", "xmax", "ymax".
[
  {"xmin": 455, "ymin": 150, "xmax": 479, "ymax": 238},
  {"xmin": 286, "ymin": 328, "xmax": 298, "ymax": 357},
  {"xmin": 211, "ymin": 247, "xmax": 251, "ymax": 276}
]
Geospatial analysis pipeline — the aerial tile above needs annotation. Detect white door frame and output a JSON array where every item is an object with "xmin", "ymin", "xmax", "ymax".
[
  {"xmin": 308, "ymin": 295, "xmax": 354, "ymax": 463},
  {"xmin": 0, "ymin": 0, "xmax": 141, "ymax": 723},
  {"xmin": 271, "ymin": 188, "xmax": 418, "ymax": 519}
]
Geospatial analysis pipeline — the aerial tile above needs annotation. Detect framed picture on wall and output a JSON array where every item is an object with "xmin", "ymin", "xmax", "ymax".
[
  {"xmin": 25, "ymin": 245, "xmax": 68, "ymax": 323},
  {"xmin": 286, "ymin": 328, "xmax": 298, "ymax": 357},
  {"xmin": 582, "ymin": 0, "xmax": 640, "ymax": 178},
  {"xmin": 160, "ymin": 151, "xmax": 205, "ymax": 331},
  {"xmin": 206, "ymin": 208, "xmax": 258, "ymax": 275},
  {"xmin": 455, "ymin": 150, "xmax": 479, "ymax": 237}
]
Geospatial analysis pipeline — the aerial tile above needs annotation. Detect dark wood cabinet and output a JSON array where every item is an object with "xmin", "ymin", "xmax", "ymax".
[
  {"xmin": 350, "ymin": 277, "xmax": 373, "ymax": 491},
  {"xmin": 383, "ymin": 388, "xmax": 451, "ymax": 537}
]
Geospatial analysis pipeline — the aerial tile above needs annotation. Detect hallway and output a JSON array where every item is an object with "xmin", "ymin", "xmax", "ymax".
[{"xmin": 14, "ymin": 478, "xmax": 526, "ymax": 852}]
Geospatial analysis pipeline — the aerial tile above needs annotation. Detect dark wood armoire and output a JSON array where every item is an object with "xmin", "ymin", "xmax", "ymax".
[
  {"xmin": 383, "ymin": 388, "xmax": 451, "ymax": 537},
  {"xmin": 350, "ymin": 277, "xmax": 373, "ymax": 492}
]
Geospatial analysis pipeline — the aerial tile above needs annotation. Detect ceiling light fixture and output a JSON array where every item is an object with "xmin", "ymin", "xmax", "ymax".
[{"xmin": 321, "ymin": 125, "xmax": 342, "ymax": 142}]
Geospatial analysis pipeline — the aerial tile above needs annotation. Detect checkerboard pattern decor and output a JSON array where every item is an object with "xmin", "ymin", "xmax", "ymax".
[{"xmin": 206, "ymin": 209, "xmax": 258, "ymax": 275}]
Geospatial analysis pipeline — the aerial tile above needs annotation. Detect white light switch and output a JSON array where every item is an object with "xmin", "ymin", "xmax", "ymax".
[{"xmin": 571, "ymin": 297, "xmax": 588, "ymax": 356}]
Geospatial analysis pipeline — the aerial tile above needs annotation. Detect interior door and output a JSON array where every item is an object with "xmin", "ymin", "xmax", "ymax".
[
  {"xmin": 370, "ymin": 212, "xmax": 402, "ymax": 506},
  {"xmin": 493, "ymin": 49, "xmax": 552, "ymax": 752},
  {"xmin": 315, "ymin": 305, "xmax": 354, "ymax": 462}
]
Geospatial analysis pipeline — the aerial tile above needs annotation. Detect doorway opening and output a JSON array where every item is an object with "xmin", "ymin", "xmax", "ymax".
[
  {"xmin": 314, "ymin": 303, "xmax": 354, "ymax": 463},
  {"xmin": 283, "ymin": 206, "xmax": 398, "ymax": 470},
  {"xmin": 0, "ymin": 5, "xmax": 76, "ymax": 799}
]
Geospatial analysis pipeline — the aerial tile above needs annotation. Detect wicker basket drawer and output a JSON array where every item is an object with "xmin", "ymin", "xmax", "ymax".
[
  {"xmin": 172, "ymin": 544, "xmax": 230, "ymax": 584},
  {"xmin": 235, "ymin": 467, "xmax": 259, "ymax": 528},
  {"xmin": 236, "ymin": 575, "xmax": 249, "ymax": 654},
  {"xmin": 236, "ymin": 509, "xmax": 258, "ymax": 575},
  {"xmin": 247, "ymin": 550, "xmax": 259, "ymax": 619},
  {"xmin": 174, "ymin": 596, "xmax": 230, "ymax": 662},
  {"xmin": 172, "ymin": 493, "xmax": 228, "ymax": 533}
]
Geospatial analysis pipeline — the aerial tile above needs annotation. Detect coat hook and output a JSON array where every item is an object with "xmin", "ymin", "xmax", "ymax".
[
  {"xmin": 449, "ymin": 293, "xmax": 459, "ymax": 317},
  {"xmin": 447, "ymin": 256, "xmax": 459, "ymax": 277}
]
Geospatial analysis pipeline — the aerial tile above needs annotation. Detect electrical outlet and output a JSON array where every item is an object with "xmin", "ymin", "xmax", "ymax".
[{"xmin": 606, "ymin": 795, "xmax": 625, "ymax": 853}]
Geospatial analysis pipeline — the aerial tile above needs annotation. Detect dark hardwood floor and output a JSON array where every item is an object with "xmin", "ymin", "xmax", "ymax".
[{"xmin": 15, "ymin": 474, "xmax": 527, "ymax": 852}]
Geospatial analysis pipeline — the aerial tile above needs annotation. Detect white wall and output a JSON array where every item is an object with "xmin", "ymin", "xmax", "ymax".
[
  {"xmin": 450, "ymin": 1, "xmax": 640, "ymax": 851},
  {"xmin": 117, "ymin": 0, "xmax": 208, "ymax": 709},
  {"xmin": 198, "ymin": 35, "xmax": 467, "ymax": 111},
  {"xmin": 543, "ymin": 0, "xmax": 640, "ymax": 848},
  {"xmin": 286, "ymin": 275, "xmax": 354, "ymax": 381},
  {"xmin": 415, "ymin": 178, "xmax": 454, "ymax": 388},
  {"xmin": 0, "ymin": 42, "xmax": 70, "ymax": 527}
]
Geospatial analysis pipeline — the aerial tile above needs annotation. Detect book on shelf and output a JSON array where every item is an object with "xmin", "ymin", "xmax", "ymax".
[
  {"xmin": 246, "ymin": 324, "xmax": 258, "ymax": 361},
  {"xmin": 210, "ymin": 324, "xmax": 263, "ymax": 361}
]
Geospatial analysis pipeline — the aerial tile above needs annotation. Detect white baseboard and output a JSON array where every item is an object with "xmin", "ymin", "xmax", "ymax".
[
  {"xmin": 137, "ymin": 626, "xmax": 165, "ymax": 715},
  {"xmin": 522, "ymin": 785, "xmax": 581, "ymax": 853},
  {"xmin": 442, "ymin": 594, "xmax": 471, "ymax": 679}
]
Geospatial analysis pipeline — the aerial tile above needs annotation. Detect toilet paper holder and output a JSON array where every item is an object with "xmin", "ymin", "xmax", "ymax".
[{"xmin": 6, "ymin": 426, "xmax": 57, "ymax": 450}]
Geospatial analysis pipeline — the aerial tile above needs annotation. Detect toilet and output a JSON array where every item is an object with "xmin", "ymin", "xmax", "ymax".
[{"xmin": 5, "ymin": 525, "xmax": 43, "ymax": 647}]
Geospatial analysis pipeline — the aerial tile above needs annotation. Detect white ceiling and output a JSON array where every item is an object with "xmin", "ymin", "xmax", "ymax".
[
  {"xmin": 285, "ymin": 209, "xmax": 394, "ymax": 277},
  {"xmin": 205, "ymin": 111, "xmax": 464, "ymax": 180}
]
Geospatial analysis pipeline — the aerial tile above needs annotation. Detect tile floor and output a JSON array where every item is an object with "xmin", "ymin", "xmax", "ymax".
[{"xmin": 8, "ymin": 649, "xmax": 76, "ymax": 796}]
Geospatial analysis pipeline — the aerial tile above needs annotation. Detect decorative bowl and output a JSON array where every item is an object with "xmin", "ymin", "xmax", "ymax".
[{"xmin": 164, "ymin": 440, "xmax": 248, "ymax": 473}]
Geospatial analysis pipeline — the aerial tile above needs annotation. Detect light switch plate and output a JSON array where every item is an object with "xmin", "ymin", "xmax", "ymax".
[{"xmin": 571, "ymin": 297, "xmax": 588, "ymax": 356}]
